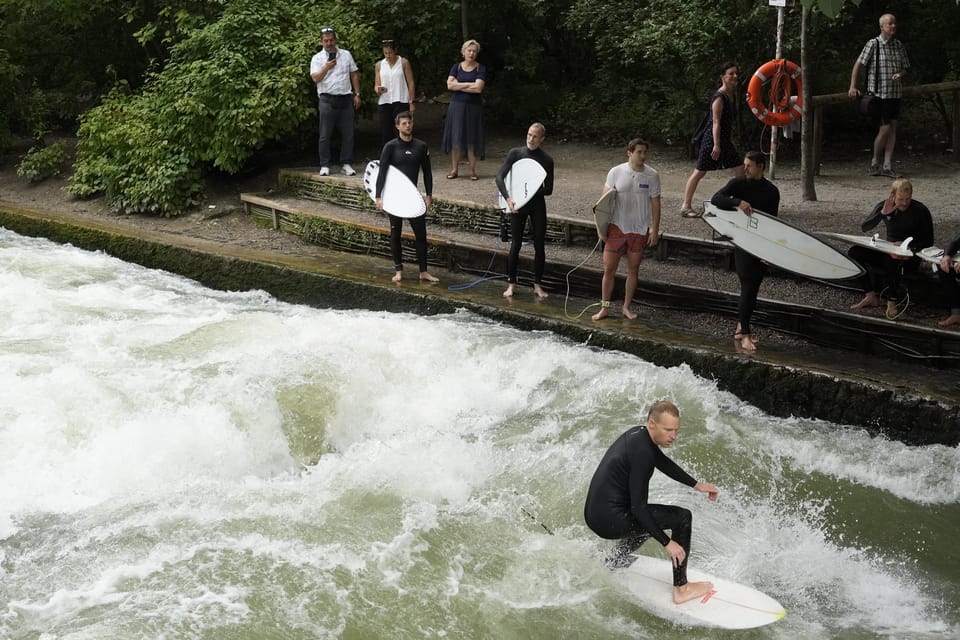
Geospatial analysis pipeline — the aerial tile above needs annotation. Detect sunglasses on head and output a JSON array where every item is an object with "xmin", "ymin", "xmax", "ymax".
[{"xmin": 320, "ymin": 27, "xmax": 335, "ymax": 35}]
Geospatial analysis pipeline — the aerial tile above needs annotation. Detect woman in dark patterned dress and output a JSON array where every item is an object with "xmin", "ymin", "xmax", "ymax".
[{"xmin": 680, "ymin": 63, "xmax": 745, "ymax": 217}]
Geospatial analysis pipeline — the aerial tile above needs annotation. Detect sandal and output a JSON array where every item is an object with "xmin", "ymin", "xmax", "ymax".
[
  {"xmin": 469, "ymin": 174, "xmax": 479, "ymax": 181},
  {"xmin": 680, "ymin": 207, "xmax": 701, "ymax": 218},
  {"xmin": 446, "ymin": 171, "xmax": 458, "ymax": 179}
]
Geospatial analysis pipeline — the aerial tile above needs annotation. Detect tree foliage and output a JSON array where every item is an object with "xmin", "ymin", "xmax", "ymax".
[
  {"xmin": 69, "ymin": 0, "xmax": 373, "ymax": 215},
  {"xmin": 3, "ymin": 0, "xmax": 960, "ymax": 214}
]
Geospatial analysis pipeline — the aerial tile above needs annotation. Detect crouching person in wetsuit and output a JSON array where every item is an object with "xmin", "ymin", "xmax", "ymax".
[{"xmin": 583, "ymin": 400, "xmax": 719, "ymax": 605}]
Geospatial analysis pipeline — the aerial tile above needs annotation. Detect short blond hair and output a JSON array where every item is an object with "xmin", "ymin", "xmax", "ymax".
[
  {"xmin": 461, "ymin": 39, "xmax": 481, "ymax": 55},
  {"xmin": 647, "ymin": 400, "xmax": 680, "ymax": 422},
  {"xmin": 891, "ymin": 177, "xmax": 912, "ymax": 195}
]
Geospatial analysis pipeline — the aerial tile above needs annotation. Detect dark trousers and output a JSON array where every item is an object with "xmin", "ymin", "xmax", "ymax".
[
  {"xmin": 378, "ymin": 102, "xmax": 408, "ymax": 147},
  {"xmin": 506, "ymin": 197, "xmax": 547, "ymax": 285},
  {"xmin": 389, "ymin": 213, "xmax": 428, "ymax": 272},
  {"xmin": 735, "ymin": 248, "xmax": 766, "ymax": 336},
  {"xmin": 606, "ymin": 505, "xmax": 693, "ymax": 587},
  {"xmin": 317, "ymin": 94, "xmax": 355, "ymax": 166}
]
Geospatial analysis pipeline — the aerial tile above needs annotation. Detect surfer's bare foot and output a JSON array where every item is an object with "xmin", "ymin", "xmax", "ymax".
[
  {"xmin": 850, "ymin": 292, "xmax": 881, "ymax": 310},
  {"xmin": 591, "ymin": 303, "xmax": 610, "ymax": 321},
  {"xmin": 533, "ymin": 284, "xmax": 548, "ymax": 299},
  {"xmin": 737, "ymin": 334, "xmax": 758, "ymax": 351},
  {"xmin": 885, "ymin": 301, "xmax": 899, "ymax": 318},
  {"xmin": 419, "ymin": 271, "xmax": 439, "ymax": 283},
  {"xmin": 503, "ymin": 284, "xmax": 515, "ymax": 298},
  {"xmin": 673, "ymin": 580, "xmax": 714, "ymax": 604},
  {"xmin": 391, "ymin": 271, "xmax": 402, "ymax": 283},
  {"xmin": 938, "ymin": 313, "xmax": 960, "ymax": 328},
  {"xmin": 622, "ymin": 304, "xmax": 637, "ymax": 320}
]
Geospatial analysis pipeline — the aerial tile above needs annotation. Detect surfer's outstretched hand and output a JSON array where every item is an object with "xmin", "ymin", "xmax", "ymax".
[{"xmin": 695, "ymin": 481, "xmax": 719, "ymax": 502}]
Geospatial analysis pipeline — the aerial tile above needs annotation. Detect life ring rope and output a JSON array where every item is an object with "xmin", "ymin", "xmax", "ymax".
[{"xmin": 747, "ymin": 59, "xmax": 803, "ymax": 127}]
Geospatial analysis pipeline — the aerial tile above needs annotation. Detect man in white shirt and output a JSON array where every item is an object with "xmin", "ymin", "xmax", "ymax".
[
  {"xmin": 592, "ymin": 138, "xmax": 661, "ymax": 321},
  {"xmin": 310, "ymin": 27, "xmax": 362, "ymax": 176}
]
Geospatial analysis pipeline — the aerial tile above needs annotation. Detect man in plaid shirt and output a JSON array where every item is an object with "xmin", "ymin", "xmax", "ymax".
[{"xmin": 847, "ymin": 14, "xmax": 910, "ymax": 178}]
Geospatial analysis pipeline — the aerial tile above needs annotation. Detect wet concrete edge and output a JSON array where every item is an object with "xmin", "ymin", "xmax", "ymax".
[{"xmin": 1, "ymin": 204, "xmax": 957, "ymax": 446}]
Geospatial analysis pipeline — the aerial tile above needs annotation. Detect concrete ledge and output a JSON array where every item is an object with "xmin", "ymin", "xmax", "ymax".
[{"xmin": 1, "ymin": 201, "xmax": 957, "ymax": 446}]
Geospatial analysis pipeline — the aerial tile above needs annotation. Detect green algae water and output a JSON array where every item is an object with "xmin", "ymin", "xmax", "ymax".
[{"xmin": 1, "ymin": 229, "xmax": 957, "ymax": 639}]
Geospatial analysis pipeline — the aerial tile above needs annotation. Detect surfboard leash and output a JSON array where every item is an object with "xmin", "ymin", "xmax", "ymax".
[
  {"xmin": 445, "ymin": 234, "xmax": 510, "ymax": 292},
  {"xmin": 563, "ymin": 240, "xmax": 604, "ymax": 320}
]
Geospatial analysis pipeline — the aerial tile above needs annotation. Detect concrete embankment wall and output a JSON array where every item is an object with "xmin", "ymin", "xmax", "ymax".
[{"xmin": 1, "ymin": 203, "xmax": 957, "ymax": 446}]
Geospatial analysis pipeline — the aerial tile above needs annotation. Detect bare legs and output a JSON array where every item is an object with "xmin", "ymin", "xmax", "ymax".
[
  {"xmin": 681, "ymin": 165, "xmax": 745, "ymax": 212},
  {"xmin": 449, "ymin": 148, "xmax": 478, "ymax": 178},
  {"xmin": 873, "ymin": 121, "xmax": 897, "ymax": 170},
  {"xmin": 592, "ymin": 251, "xmax": 641, "ymax": 320},
  {"xmin": 680, "ymin": 169, "xmax": 707, "ymax": 212}
]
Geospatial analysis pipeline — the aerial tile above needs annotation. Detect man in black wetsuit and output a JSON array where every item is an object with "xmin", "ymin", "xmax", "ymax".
[
  {"xmin": 375, "ymin": 111, "xmax": 438, "ymax": 283},
  {"xmin": 848, "ymin": 178, "xmax": 934, "ymax": 319},
  {"xmin": 710, "ymin": 151, "xmax": 780, "ymax": 351},
  {"xmin": 584, "ymin": 400, "xmax": 719, "ymax": 605},
  {"xmin": 495, "ymin": 123, "xmax": 555, "ymax": 300}
]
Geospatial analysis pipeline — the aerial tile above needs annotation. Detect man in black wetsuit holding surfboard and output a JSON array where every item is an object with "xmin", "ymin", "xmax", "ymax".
[
  {"xmin": 710, "ymin": 151, "xmax": 780, "ymax": 352},
  {"xmin": 496, "ymin": 123, "xmax": 555, "ymax": 300},
  {"xmin": 584, "ymin": 400, "xmax": 719, "ymax": 605},
  {"xmin": 375, "ymin": 111, "xmax": 437, "ymax": 283}
]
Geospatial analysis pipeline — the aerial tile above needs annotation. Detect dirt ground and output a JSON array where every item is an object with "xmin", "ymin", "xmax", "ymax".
[{"xmin": 2, "ymin": 102, "xmax": 959, "ymax": 338}]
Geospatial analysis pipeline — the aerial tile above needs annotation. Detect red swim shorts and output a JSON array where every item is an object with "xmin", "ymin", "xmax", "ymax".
[{"xmin": 604, "ymin": 224, "xmax": 648, "ymax": 256}]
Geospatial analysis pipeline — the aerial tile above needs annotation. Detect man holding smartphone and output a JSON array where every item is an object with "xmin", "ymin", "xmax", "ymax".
[{"xmin": 310, "ymin": 26, "xmax": 362, "ymax": 177}]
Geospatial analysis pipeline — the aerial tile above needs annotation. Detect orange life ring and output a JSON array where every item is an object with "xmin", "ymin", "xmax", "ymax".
[{"xmin": 746, "ymin": 59, "xmax": 803, "ymax": 127}]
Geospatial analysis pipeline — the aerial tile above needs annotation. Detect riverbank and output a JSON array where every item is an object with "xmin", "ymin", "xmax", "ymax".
[
  {"xmin": 1, "ymin": 196, "xmax": 957, "ymax": 444},
  {"xmin": 1, "ymin": 118, "xmax": 959, "ymax": 442}
]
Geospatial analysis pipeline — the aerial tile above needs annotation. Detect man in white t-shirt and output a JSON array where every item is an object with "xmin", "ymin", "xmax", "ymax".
[
  {"xmin": 592, "ymin": 138, "xmax": 661, "ymax": 321},
  {"xmin": 309, "ymin": 27, "xmax": 362, "ymax": 176}
]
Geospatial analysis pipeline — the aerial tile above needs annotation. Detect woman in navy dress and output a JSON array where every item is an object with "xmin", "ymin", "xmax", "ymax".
[{"xmin": 442, "ymin": 39, "xmax": 486, "ymax": 180}]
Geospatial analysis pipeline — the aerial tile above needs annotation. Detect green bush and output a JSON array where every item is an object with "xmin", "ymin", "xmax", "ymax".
[
  {"xmin": 16, "ymin": 141, "xmax": 70, "ymax": 182},
  {"xmin": 68, "ymin": 0, "xmax": 372, "ymax": 216}
]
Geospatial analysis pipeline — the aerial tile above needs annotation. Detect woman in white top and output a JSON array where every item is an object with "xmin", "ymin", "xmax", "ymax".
[{"xmin": 374, "ymin": 38, "xmax": 416, "ymax": 147}]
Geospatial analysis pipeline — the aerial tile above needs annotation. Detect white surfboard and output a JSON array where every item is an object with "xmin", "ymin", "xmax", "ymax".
[
  {"xmin": 821, "ymin": 232, "xmax": 916, "ymax": 258},
  {"xmin": 702, "ymin": 202, "xmax": 864, "ymax": 281},
  {"xmin": 497, "ymin": 157, "xmax": 548, "ymax": 211},
  {"xmin": 620, "ymin": 555, "xmax": 786, "ymax": 630},
  {"xmin": 593, "ymin": 189, "xmax": 616, "ymax": 241},
  {"xmin": 916, "ymin": 246, "xmax": 960, "ymax": 273},
  {"xmin": 363, "ymin": 160, "xmax": 427, "ymax": 219}
]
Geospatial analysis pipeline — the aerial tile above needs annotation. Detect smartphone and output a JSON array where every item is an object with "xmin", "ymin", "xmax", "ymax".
[{"xmin": 328, "ymin": 50, "xmax": 337, "ymax": 61}]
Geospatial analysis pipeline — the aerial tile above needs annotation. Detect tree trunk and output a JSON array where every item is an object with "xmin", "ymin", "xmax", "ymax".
[
  {"xmin": 800, "ymin": 5, "xmax": 817, "ymax": 201},
  {"xmin": 461, "ymin": 1, "xmax": 469, "ymax": 40}
]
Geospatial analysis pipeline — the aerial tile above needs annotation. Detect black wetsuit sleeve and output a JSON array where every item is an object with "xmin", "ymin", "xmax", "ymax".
[
  {"xmin": 914, "ymin": 203, "xmax": 934, "ymax": 250},
  {"xmin": 541, "ymin": 154, "xmax": 554, "ymax": 197},
  {"xmin": 420, "ymin": 141, "xmax": 433, "ymax": 197},
  {"xmin": 710, "ymin": 177, "xmax": 743, "ymax": 210},
  {"xmin": 375, "ymin": 141, "xmax": 395, "ymax": 199},
  {"xmin": 861, "ymin": 201, "xmax": 885, "ymax": 233}
]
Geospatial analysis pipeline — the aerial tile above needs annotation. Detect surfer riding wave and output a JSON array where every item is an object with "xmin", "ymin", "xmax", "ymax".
[{"xmin": 584, "ymin": 400, "xmax": 719, "ymax": 604}]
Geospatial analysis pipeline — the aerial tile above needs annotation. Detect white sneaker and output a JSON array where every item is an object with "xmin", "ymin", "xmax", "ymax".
[
  {"xmin": 341, "ymin": 164, "xmax": 356, "ymax": 176},
  {"xmin": 319, "ymin": 166, "xmax": 330, "ymax": 176}
]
